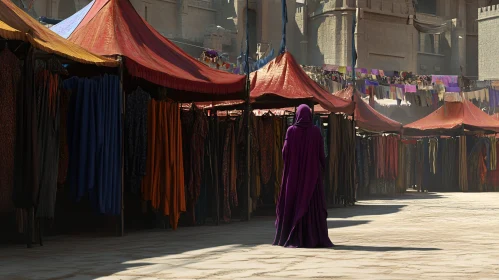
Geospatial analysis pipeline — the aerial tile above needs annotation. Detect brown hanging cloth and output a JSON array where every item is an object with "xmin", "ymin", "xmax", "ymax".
[
  {"xmin": 459, "ymin": 136, "xmax": 468, "ymax": 192},
  {"xmin": 0, "ymin": 46, "xmax": 21, "ymax": 213}
]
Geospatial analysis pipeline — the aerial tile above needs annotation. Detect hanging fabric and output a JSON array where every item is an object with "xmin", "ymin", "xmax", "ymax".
[
  {"xmin": 13, "ymin": 47, "xmax": 40, "ymax": 210},
  {"xmin": 0, "ymin": 47, "xmax": 21, "ymax": 213},
  {"xmin": 274, "ymin": 117, "xmax": 285, "ymax": 203},
  {"xmin": 35, "ymin": 58, "xmax": 66, "ymax": 219},
  {"xmin": 250, "ymin": 113, "xmax": 261, "ymax": 209},
  {"xmin": 487, "ymin": 140, "xmax": 499, "ymax": 191},
  {"xmin": 396, "ymin": 140, "xmax": 405, "ymax": 193},
  {"xmin": 125, "ymin": 87, "xmax": 151, "ymax": 194},
  {"xmin": 459, "ymin": 136, "xmax": 468, "ymax": 192},
  {"xmin": 259, "ymin": 115, "xmax": 275, "ymax": 186},
  {"xmin": 57, "ymin": 88, "xmax": 71, "ymax": 185},
  {"xmin": 429, "ymin": 138, "xmax": 438, "ymax": 174},
  {"xmin": 327, "ymin": 114, "xmax": 339, "ymax": 203},
  {"xmin": 181, "ymin": 105, "xmax": 209, "ymax": 224},
  {"xmin": 222, "ymin": 121, "xmax": 238, "ymax": 222},
  {"xmin": 141, "ymin": 97, "xmax": 185, "ymax": 230},
  {"xmin": 65, "ymin": 74, "xmax": 122, "ymax": 215},
  {"xmin": 489, "ymin": 136, "xmax": 497, "ymax": 171},
  {"xmin": 440, "ymin": 138, "xmax": 458, "ymax": 191}
]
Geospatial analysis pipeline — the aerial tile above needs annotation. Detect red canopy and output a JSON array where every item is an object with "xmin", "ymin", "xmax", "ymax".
[
  {"xmin": 62, "ymin": 0, "xmax": 245, "ymax": 101},
  {"xmin": 403, "ymin": 100, "xmax": 499, "ymax": 136},
  {"xmin": 248, "ymin": 52, "xmax": 354, "ymax": 114},
  {"xmin": 332, "ymin": 87, "xmax": 402, "ymax": 133}
]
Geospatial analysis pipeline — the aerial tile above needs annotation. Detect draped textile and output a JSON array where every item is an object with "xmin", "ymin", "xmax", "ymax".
[
  {"xmin": 415, "ymin": 140, "xmax": 424, "ymax": 191},
  {"xmin": 125, "ymin": 87, "xmax": 150, "ymax": 194},
  {"xmin": 325, "ymin": 114, "xmax": 355, "ymax": 204},
  {"xmin": 429, "ymin": 138, "xmax": 438, "ymax": 174},
  {"xmin": 274, "ymin": 104, "xmax": 333, "ymax": 248},
  {"xmin": 57, "ymin": 89, "xmax": 71, "ymax": 184},
  {"xmin": 206, "ymin": 117, "xmax": 220, "ymax": 222},
  {"xmin": 314, "ymin": 115, "xmax": 327, "ymax": 157},
  {"xmin": 250, "ymin": 114, "xmax": 261, "ymax": 204},
  {"xmin": 141, "ymin": 98, "xmax": 185, "ymax": 230},
  {"xmin": 222, "ymin": 122, "xmax": 238, "ymax": 222},
  {"xmin": 182, "ymin": 105, "xmax": 209, "ymax": 224},
  {"xmin": 489, "ymin": 136, "xmax": 497, "ymax": 171},
  {"xmin": 35, "ymin": 64, "xmax": 63, "ymax": 219},
  {"xmin": 13, "ymin": 47, "xmax": 39, "ymax": 209},
  {"xmin": 274, "ymin": 117, "xmax": 285, "ymax": 204},
  {"xmin": 0, "ymin": 47, "xmax": 20, "ymax": 213},
  {"xmin": 65, "ymin": 74, "xmax": 122, "ymax": 215},
  {"xmin": 236, "ymin": 115, "xmax": 247, "ymax": 217},
  {"xmin": 459, "ymin": 137, "xmax": 468, "ymax": 191},
  {"xmin": 487, "ymin": 140, "xmax": 499, "ymax": 190},
  {"xmin": 440, "ymin": 138, "xmax": 458, "ymax": 191},
  {"xmin": 396, "ymin": 141, "xmax": 405, "ymax": 193},
  {"xmin": 468, "ymin": 138, "xmax": 490, "ymax": 191},
  {"xmin": 259, "ymin": 115, "xmax": 275, "ymax": 185},
  {"xmin": 327, "ymin": 114, "xmax": 339, "ymax": 203}
]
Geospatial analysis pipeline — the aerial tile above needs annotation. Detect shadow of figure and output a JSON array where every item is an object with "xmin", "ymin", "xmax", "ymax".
[
  {"xmin": 328, "ymin": 204, "xmax": 405, "ymax": 219},
  {"xmin": 327, "ymin": 220, "xmax": 370, "ymax": 229}
]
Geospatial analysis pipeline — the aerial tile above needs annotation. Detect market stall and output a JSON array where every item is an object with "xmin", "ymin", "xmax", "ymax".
[
  {"xmin": 51, "ymin": 0, "xmax": 246, "ymax": 231},
  {"xmin": 206, "ymin": 52, "xmax": 356, "ymax": 210},
  {"xmin": 330, "ymin": 86, "xmax": 403, "ymax": 198},
  {"xmin": 403, "ymin": 100, "xmax": 499, "ymax": 192},
  {"xmin": 0, "ymin": 0, "xmax": 119, "ymax": 247}
]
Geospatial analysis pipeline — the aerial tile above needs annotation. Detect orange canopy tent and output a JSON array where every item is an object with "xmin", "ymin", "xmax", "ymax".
[
  {"xmin": 51, "ymin": 0, "xmax": 245, "ymax": 102},
  {"xmin": 331, "ymin": 86, "xmax": 402, "ymax": 133},
  {"xmin": 248, "ymin": 52, "xmax": 354, "ymax": 114},
  {"xmin": 403, "ymin": 100, "xmax": 499, "ymax": 136},
  {"xmin": 0, "ymin": 0, "xmax": 117, "ymax": 67},
  {"xmin": 200, "ymin": 52, "xmax": 354, "ymax": 114}
]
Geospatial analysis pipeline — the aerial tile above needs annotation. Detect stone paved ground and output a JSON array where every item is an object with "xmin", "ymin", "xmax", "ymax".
[{"xmin": 1, "ymin": 192, "xmax": 499, "ymax": 280}]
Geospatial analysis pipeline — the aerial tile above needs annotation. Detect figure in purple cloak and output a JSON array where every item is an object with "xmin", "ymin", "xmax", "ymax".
[{"xmin": 273, "ymin": 104, "xmax": 334, "ymax": 248}]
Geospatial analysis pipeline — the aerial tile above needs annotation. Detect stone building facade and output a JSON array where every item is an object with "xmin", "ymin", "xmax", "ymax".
[
  {"xmin": 478, "ymin": 4, "xmax": 499, "ymax": 81},
  {"xmin": 18, "ymin": 0, "xmax": 497, "ymax": 75},
  {"xmin": 295, "ymin": 0, "xmax": 498, "ymax": 77}
]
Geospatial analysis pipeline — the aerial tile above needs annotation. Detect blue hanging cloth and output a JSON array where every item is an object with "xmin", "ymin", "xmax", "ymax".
[
  {"xmin": 65, "ymin": 74, "xmax": 122, "ymax": 216},
  {"xmin": 254, "ymin": 48, "xmax": 275, "ymax": 71},
  {"xmin": 280, "ymin": 0, "xmax": 288, "ymax": 54}
]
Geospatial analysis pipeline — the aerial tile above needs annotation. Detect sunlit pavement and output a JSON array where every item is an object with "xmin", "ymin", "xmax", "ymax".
[{"xmin": 2, "ymin": 192, "xmax": 499, "ymax": 279}]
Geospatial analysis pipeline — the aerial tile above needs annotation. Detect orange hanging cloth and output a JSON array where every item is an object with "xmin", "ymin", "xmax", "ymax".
[
  {"xmin": 142, "ymin": 99, "xmax": 186, "ymax": 230},
  {"xmin": 167, "ymin": 101, "xmax": 186, "ymax": 230}
]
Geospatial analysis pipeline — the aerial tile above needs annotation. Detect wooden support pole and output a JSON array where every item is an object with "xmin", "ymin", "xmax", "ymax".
[{"xmin": 119, "ymin": 55, "xmax": 125, "ymax": 237}]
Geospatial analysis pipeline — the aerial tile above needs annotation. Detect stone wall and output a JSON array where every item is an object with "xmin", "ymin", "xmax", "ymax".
[{"xmin": 478, "ymin": 5, "xmax": 499, "ymax": 80}]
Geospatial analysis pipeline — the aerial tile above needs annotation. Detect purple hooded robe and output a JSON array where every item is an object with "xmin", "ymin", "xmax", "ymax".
[{"xmin": 273, "ymin": 104, "xmax": 333, "ymax": 248}]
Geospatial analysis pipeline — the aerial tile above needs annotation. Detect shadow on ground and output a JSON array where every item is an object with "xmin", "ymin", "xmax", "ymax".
[
  {"xmin": 360, "ymin": 191, "xmax": 445, "ymax": 201},
  {"xmin": 332, "ymin": 244, "xmax": 441, "ymax": 252},
  {"xmin": 328, "ymin": 204, "xmax": 405, "ymax": 219},
  {"xmin": 0, "ymin": 192, "xmax": 449, "ymax": 279},
  {"xmin": 327, "ymin": 220, "xmax": 370, "ymax": 229}
]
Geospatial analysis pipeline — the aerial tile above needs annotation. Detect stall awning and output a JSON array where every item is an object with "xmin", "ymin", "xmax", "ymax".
[
  {"xmin": 50, "ymin": 0, "xmax": 245, "ymax": 101},
  {"xmin": 332, "ymin": 86, "xmax": 402, "ymax": 133},
  {"xmin": 0, "ymin": 19, "xmax": 23, "ymax": 41},
  {"xmin": 0, "ymin": 0, "xmax": 117, "ymax": 67},
  {"xmin": 249, "ymin": 52, "xmax": 354, "ymax": 114},
  {"xmin": 403, "ymin": 100, "xmax": 499, "ymax": 136}
]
